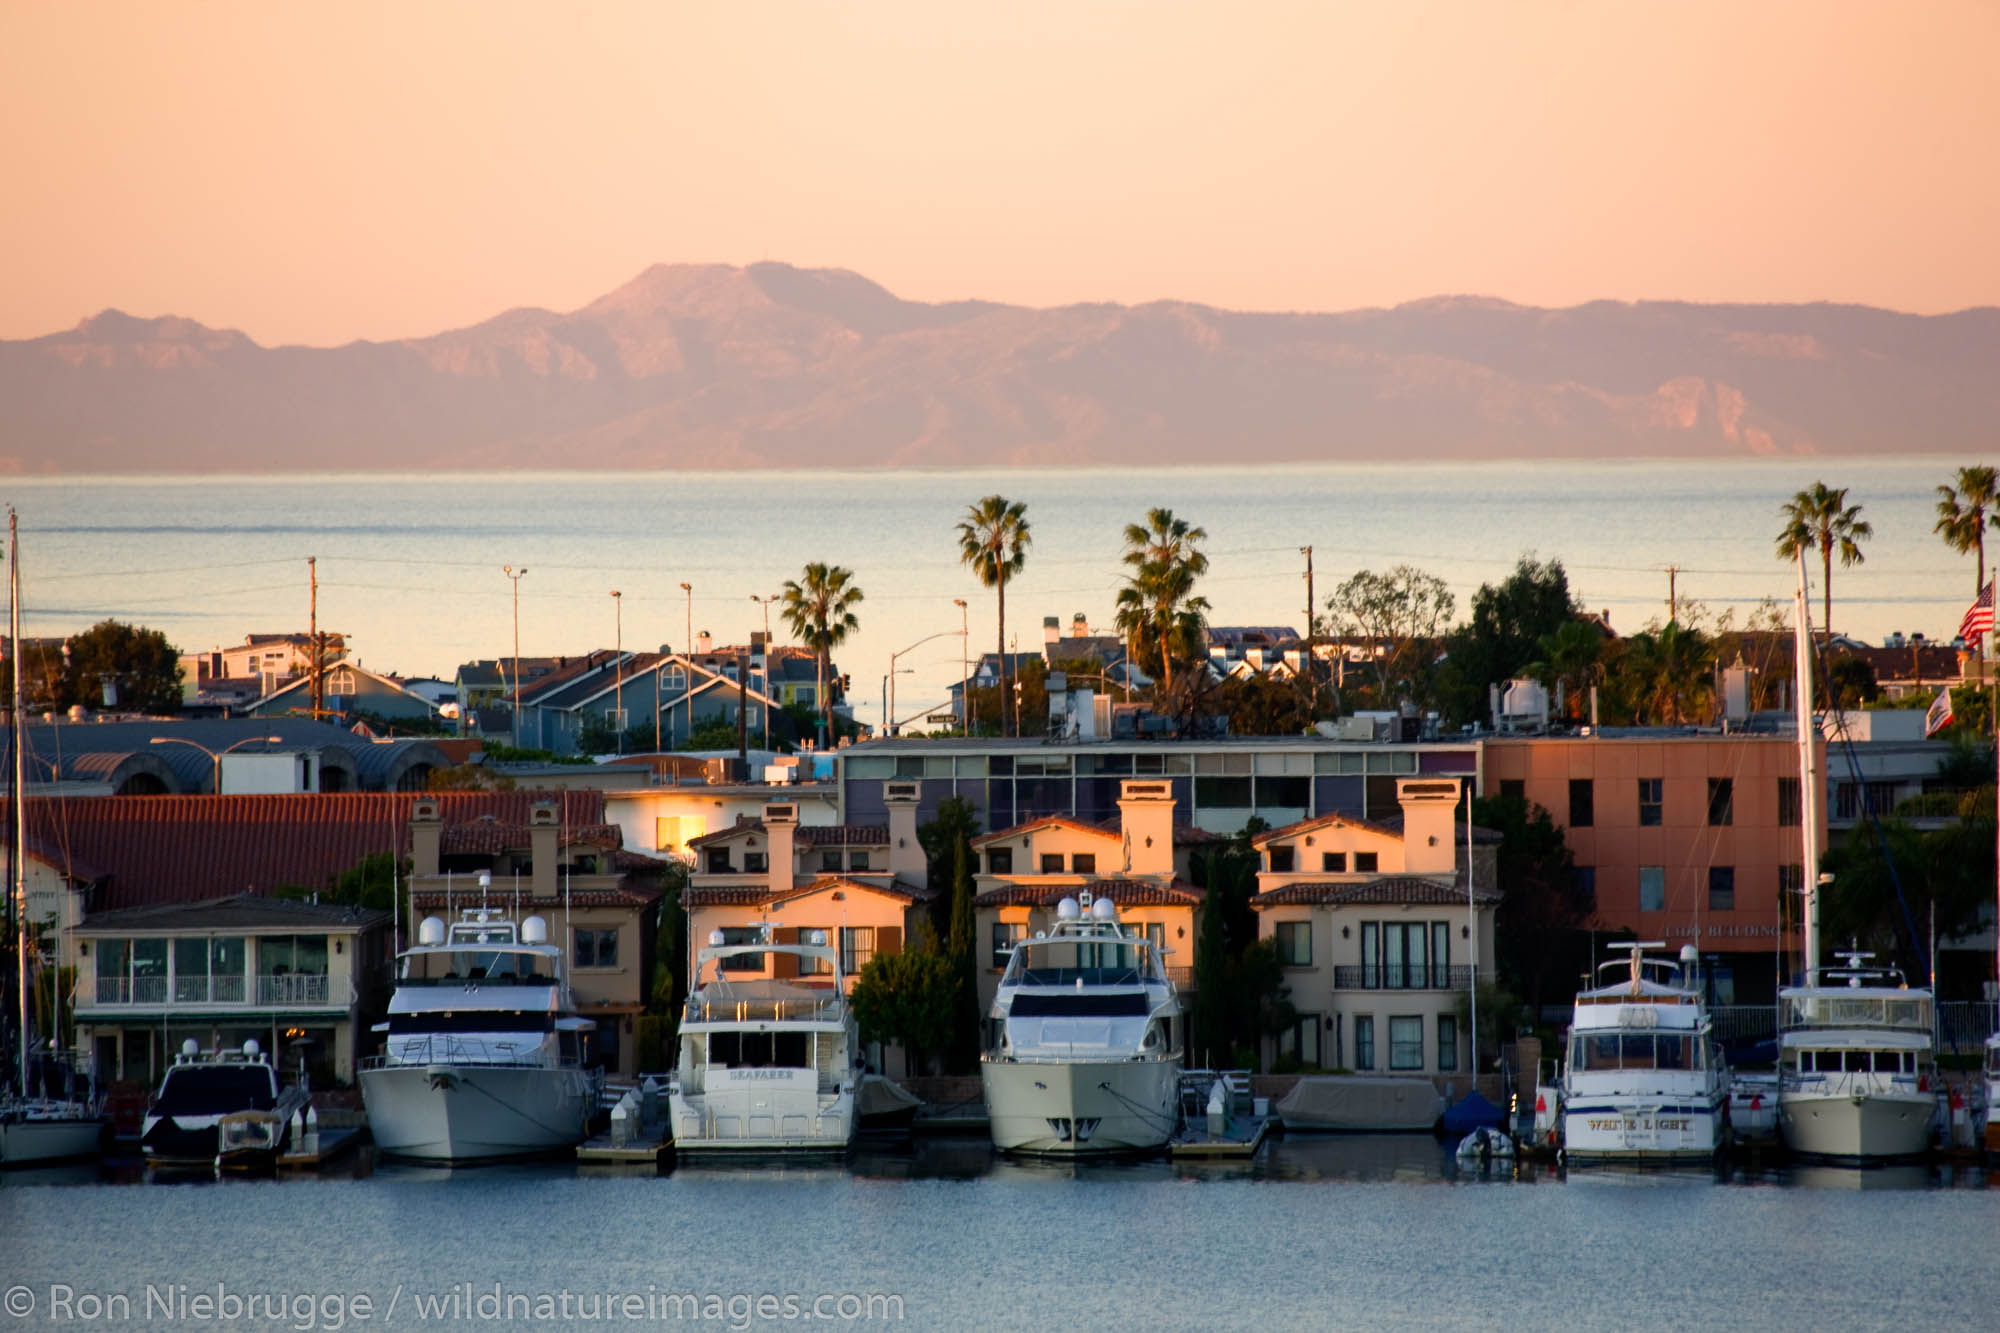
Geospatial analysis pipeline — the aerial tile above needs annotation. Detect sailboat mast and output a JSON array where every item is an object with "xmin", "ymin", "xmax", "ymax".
[
  {"xmin": 1792, "ymin": 549, "xmax": 1822, "ymax": 978},
  {"xmin": 12, "ymin": 508, "xmax": 28, "ymax": 1095}
]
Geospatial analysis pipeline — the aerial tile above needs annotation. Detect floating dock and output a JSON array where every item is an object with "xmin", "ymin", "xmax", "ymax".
[
  {"xmin": 279, "ymin": 1127, "xmax": 361, "ymax": 1170},
  {"xmin": 575, "ymin": 1129, "xmax": 667, "ymax": 1167},
  {"xmin": 1170, "ymin": 1114, "xmax": 1274, "ymax": 1159}
]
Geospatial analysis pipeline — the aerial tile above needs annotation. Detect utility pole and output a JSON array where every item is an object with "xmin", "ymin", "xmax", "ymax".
[
  {"xmin": 1301, "ymin": 545, "xmax": 1315, "ymax": 717},
  {"xmin": 610, "ymin": 590, "xmax": 623, "ymax": 755},
  {"xmin": 504, "ymin": 565, "xmax": 528, "ymax": 749},
  {"xmin": 1666, "ymin": 564, "xmax": 1679, "ymax": 625},
  {"xmin": 308, "ymin": 556, "xmax": 320, "ymax": 719}
]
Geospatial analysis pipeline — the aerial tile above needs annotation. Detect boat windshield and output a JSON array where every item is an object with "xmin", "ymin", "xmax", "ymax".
[
  {"xmin": 400, "ymin": 948, "xmax": 553, "ymax": 985},
  {"xmin": 1006, "ymin": 938, "xmax": 1158, "ymax": 987},
  {"xmin": 1790, "ymin": 1048, "xmax": 1918, "ymax": 1074},
  {"xmin": 1570, "ymin": 1033, "xmax": 1701, "ymax": 1072},
  {"xmin": 389, "ymin": 1012, "xmax": 556, "ymax": 1035},
  {"xmin": 1782, "ymin": 992, "xmax": 1932, "ymax": 1032},
  {"xmin": 155, "ymin": 1066, "xmax": 277, "ymax": 1116}
]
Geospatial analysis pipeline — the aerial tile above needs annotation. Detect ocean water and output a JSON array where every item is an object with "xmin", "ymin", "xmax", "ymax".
[
  {"xmin": 9, "ymin": 456, "xmax": 1970, "ymax": 728},
  {"xmin": 2, "ymin": 1140, "xmax": 1996, "ymax": 1331}
]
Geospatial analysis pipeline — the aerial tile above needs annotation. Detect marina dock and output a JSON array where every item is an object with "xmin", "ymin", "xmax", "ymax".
[
  {"xmin": 1170, "ymin": 1114, "xmax": 1274, "ymax": 1159},
  {"xmin": 279, "ymin": 1128, "xmax": 361, "ymax": 1170}
]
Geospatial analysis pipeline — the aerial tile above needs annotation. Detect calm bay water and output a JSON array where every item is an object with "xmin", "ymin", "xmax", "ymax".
[
  {"xmin": 3, "ymin": 1139, "xmax": 1997, "ymax": 1331},
  {"xmin": 9, "ymin": 456, "xmax": 1970, "ymax": 728}
]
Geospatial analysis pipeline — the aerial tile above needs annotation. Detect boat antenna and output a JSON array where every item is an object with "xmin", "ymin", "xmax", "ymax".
[
  {"xmin": 1465, "ymin": 783, "xmax": 1476, "ymax": 1082},
  {"xmin": 10, "ymin": 508, "xmax": 27, "ymax": 1098}
]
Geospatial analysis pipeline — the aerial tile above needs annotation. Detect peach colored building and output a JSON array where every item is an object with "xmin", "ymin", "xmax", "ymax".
[
  {"xmin": 972, "ymin": 780, "xmax": 1206, "ymax": 1014},
  {"xmin": 1248, "ymin": 779, "xmax": 1500, "ymax": 1075},
  {"xmin": 1482, "ymin": 734, "xmax": 1821, "ymax": 1005}
]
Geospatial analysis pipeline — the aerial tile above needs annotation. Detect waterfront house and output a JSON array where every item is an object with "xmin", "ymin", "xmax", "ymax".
[
  {"xmin": 1247, "ymin": 778, "xmax": 1501, "ymax": 1075},
  {"xmin": 72, "ymin": 894, "xmax": 392, "ymax": 1087}
]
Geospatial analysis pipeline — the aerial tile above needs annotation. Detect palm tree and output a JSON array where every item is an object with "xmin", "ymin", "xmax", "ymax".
[
  {"xmin": 1524, "ymin": 619, "xmax": 1605, "ymax": 723},
  {"xmin": 1613, "ymin": 621, "xmax": 1716, "ymax": 726},
  {"xmin": 780, "ymin": 562, "xmax": 863, "ymax": 748},
  {"xmin": 1935, "ymin": 465, "xmax": 2000, "ymax": 595},
  {"xmin": 1775, "ymin": 482, "xmax": 1872, "ymax": 632},
  {"xmin": 955, "ymin": 496, "xmax": 1031, "ymax": 737},
  {"xmin": 1113, "ymin": 508, "xmax": 1211, "ymax": 703}
]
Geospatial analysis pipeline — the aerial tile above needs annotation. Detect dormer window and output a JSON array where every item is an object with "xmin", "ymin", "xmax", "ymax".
[
  {"xmin": 1321, "ymin": 851, "xmax": 1347, "ymax": 873},
  {"xmin": 1268, "ymin": 846, "xmax": 1295, "ymax": 873},
  {"xmin": 988, "ymin": 848, "xmax": 1013, "ymax": 874},
  {"xmin": 1355, "ymin": 851, "xmax": 1379, "ymax": 873},
  {"xmin": 1040, "ymin": 853, "xmax": 1065, "ymax": 874}
]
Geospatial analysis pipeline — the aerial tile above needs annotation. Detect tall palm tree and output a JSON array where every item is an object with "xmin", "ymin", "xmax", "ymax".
[
  {"xmin": 1524, "ymin": 619, "xmax": 1605, "ymax": 723},
  {"xmin": 1113, "ymin": 508, "xmax": 1211, "ymax": 703},
  {"xmin": 1935, "ymin": 465, "xmax": 2000, "ymax": 595},
  {"xmin": 1613, "ymin": 621, "xmax": 1716, "ymax": 726},
  {"xmin": 780, "ymin": 562, "xmax": 863, "ymax": 748},
  {"xmin": 1775, "ymin": 482, "xmax": 1872, "ymax": 632},
  {"xmin": 956, "ymin": 496, "xmax": 1031, "ymax": 737}
]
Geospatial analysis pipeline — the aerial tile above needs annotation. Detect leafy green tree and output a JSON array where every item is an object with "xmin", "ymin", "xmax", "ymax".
[
  {"xmin": 850, "ymin": 938, "xmax": 960, "ymax": 1075},
  {"xmin": 1324, "ymin": 565, "xmax": 1454, "ymax": 711},
  {"xmin": 55, "ymin": 620, "xmax": 183, "ymax": 713},
  {"xmin": 1472, "ymin": 795, "xmax": 1589, "ymax": 1024},
  {"xmin": 1776, "ymin": 481, "xmax": 1872, "ymax": 633},
  {"xmin": 956, "ymin": 495, "xmax": 1032, "ymax": 737},
  {"xmin": 780, "ymin": 562, "xmax": 863, "ymax": 749},
  {"xmin": 1821, "ymin": 816, "xmax": 1990, "ymax": 988},
  {"xmin": 1220, "ymin": 941, "xmax": 1296, "ymax": 1071},
  {"xmin": 1114, "ymin": 508, "xmax": 1211, "ymax": 706},
  {"xmin": 1824, "ymin": 655, "xmax": 1880, "ymax": 709},
  {"xmin": 1215, "ymin": 670, "xmax": 1314, "ymax": 736},
  {"xmin": 1435, "ymin": 557, "xmax": 1578, "ymax": 728}
]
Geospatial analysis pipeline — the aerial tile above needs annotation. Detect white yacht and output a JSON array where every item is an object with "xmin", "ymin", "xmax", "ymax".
[
  {"xmin": 360, "ymin": 905, "xmax": 602, "ymax": 1162},
  {"xmin": 1777, "ymin": 952, "xmax": 1935, "ymax": 1163},
  {"xmin": 981, "ymin": 892, "xmax": 1183, "ymax": 1156},
  {"xmin": 142, "ymin": 1039, "xmax": 308, "ymax": 1171},
  {"xmin": 1984, "ymin": 1034, "xmax": 2000, "ymax": 1159},
  {"xmin": 1560, "ymin": 942, "xmax": 1727, "ymax": 1162},
  {"xmin": 1, "ymin": 1049, "xmax": 108, "ymax": 1168},
  {"xmin": 669, "ymin": 926, "xmax": 859, "ymax": 1154}
]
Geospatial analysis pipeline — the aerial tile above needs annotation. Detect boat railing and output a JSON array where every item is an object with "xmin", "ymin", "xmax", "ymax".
[
  {"xmin": 364, "ymin": 1033, "xmax": 580, "ymax": 1070},
  {"xmin": 1782, "ymin": 992, "xmax": 1933, "ymax": 1033},
  {"xmin": 683, "ymin": 996, "xmax": 846, "ymax": 1024},
  {"xmin": 1333, "ymin": 964, "xmax": 1473, "ymax": 991}
]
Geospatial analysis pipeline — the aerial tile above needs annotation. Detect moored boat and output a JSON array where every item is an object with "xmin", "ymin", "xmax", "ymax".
[
  {"xmin": 668, "ymin": 926, "xmax": 859, "ymax": 1154},
  {"xmin": 981, "ymin": 891, "xmax": 1183, "ymax": 1156},
  {"xmin": 360, "ymin": 901, "xmax": 602, "ymax": 1163},
  {"xmin": 1776, "ymin": 952, "xmax": 1935, "ymax": 1164},
  {"xmin": 1560, "ymin": 942, "xmax": 1727, "ymax": 1163},
  {"xmin": 142, "ymin": 1039, "xmax": 307, "ymax": 1171}
]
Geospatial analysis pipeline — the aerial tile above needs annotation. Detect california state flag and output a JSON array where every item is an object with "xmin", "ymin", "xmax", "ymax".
[{"xmin": 1924, "ymin": 685, "xmax": 1954, "ymax": 738}]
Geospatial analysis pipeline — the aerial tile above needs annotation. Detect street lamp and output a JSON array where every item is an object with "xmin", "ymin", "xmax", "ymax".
[
  {"xmin": 952, "ymin": 599, "xmax": 968, "ymax": 734},
  {"xmin": 610, "ymin": 589, "xmax": 623, "ymax": 755},
  {"xmin": 503, "ymin": 565, "xmax": 528, "ymax": 748},
  {"xmin": 679, "ymin": 583, "xmax": 692, "ymax": 656},
  {"xmin": 149, "ymin": 734, "xmax": 284, "ymax": 795},
  {"xmin": 749, "ymin": 592, "xmax": 780, "ymax": 748},
  {"xmin": 888, "ymin": 625, "xmax": 969, "ymax": 738}
]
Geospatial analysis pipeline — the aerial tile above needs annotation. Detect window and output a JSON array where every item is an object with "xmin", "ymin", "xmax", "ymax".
[
  {"xmin": 1569, "ymin": 778, "xmax": 1594, "ymax": 828},
  {"xmin": 1381, "ymin": 922, "xmax": 1430, "ymax": 988},
  {"xmin": 719, "ymin": 926, "xmax": 764, "ymax": 973},
  {"xmin": 1268, "ymin": 846, "xmax": 1295, "ymax": 873},
  {"xmin": 1499, "ymin": 780, "xmax": 1525, "ymax": 803},
  {"xmin": 987, "ymin": 848, "xmax": 1013, "ymax": 874},
  {"xmin": 743, "ymin": 852, "xmax": 768, "ymax": 874},
  {"xmin": 1575, "ymin": 866, "xmax": 1596, "ymax": 905},
  {"xmin": 840, "ymin": 927, "xmax": 876, "ymax": 975},
  {"xmin": 1321, "ymin": 851, "xmax": 1347, "ymax": 873},
  {"xmin": 1777, "ymin": 777, "xmax": 1801, "ymax": 827},
  {"xmin": 796, "ymin": 928, "xmax": 832, "ymax": 976},
  {"xmin": 1275, "ymin": 921, "xmax": 1311, "ymax": 967},
  {"xmin": 990, "ymin": 922, "xmax": 1024, "ymax": 970},
  {"xmin": 705, "ymin": 848, "xmax": 732, "ymax": 874},
  {"xmin": 1072, "ymin": 853, "xmax": 1096, "ymax": 874},
  {"xmin": 1639, "ymin": 865, "xmax": 1666, "ymax": 913},
  {"xmin": 1436, "ymin": 1015, "xmax": 1459, "ymax": 1072},
  {"xmin": 1040, "ymin": 853, "xmax": 1065, "ymax": 874},
  {"xmin": 573, "ymin": 927, "xmax": 619, "ymax": 968},
  {"xmin": 848, "ymin": 851, "xmax": 870, "ymax": 871},
  {"xmin": 1389, "ymin": 1017, "xmax": 1424, "ymax": 1070},
  {"xmin": 821, "ymin": 850, "xmax": 843, "ymax": 872},
  {"xmin": 1353, "ymin": 851, "xmax": 1379, "ymax": 874},
  {"xmin": 1257, "ymin": 776, "xmax": 1311, "ymax": 808},
  {"xmin": 1354, "ymin": 1016, "xmax": 1375, "ymax": 1070},
  {"xmin": 1708, "ymin": 866, "xmax": 1735, "ymax": 912},
  {"xmin": 1195, "ymin": 776, "xmax": 1254, "ymax": 808},
  {"xmin": 1707, "ymin": 778, "xmax": 1733, "ymax": 827},
  {"xmin": 1638, "ymin": 778, "xmax": 1663, "ymax": 827},
  {"xmin": 1279, "ymin": 1013, "xmax": 1320, "ymax": 1066}
]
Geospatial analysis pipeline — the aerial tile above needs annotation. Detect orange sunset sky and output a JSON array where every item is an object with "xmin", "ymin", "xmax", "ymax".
[{"xmin": 3, "ymin": 1, "xmax": 1995, "ymax": 347}]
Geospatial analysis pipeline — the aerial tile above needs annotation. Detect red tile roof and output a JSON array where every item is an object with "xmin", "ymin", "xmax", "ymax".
[
  {"xmin": 975, "ymin": 878, "xmax": 1203, "ymax": 908},
  {"xmin": 1251, "ymin": 810, "xmax": 1403, "ymax": 846},
  {"xmin": 687, "ymin": 820, "xmax": 888, "ymax": 849},
  {"xmin": 1250, "ymin": 874, "xmax": 1502, "ymax": 907},
  {"xmin": 411, "ymin": 884, "xmax": 662, "ymax": 911},
  {"xmin": 972, "ymin": 815, "xmax": 1119, "ymax": 848},
  {"xmin": 683, "ymin": 874, "xmax": 932, "ymax": 908},
  {"xmin": 10, "ymin": 790, "xmax": 609, "ymax": 912}
]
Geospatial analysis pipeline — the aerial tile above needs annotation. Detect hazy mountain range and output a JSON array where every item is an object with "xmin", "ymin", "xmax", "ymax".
[{"xmin": 8, "ymin": 263, "xmax": 1996, "ymax": 473}]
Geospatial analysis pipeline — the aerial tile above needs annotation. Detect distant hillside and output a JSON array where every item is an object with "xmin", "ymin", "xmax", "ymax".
[{"xmin": 7, "ymin": 263, "xmax": 1995, "ymax": 472}]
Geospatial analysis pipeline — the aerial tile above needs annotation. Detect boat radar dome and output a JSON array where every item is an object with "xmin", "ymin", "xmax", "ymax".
[
  {"xmin": 182, "ymin": 1039, "xmax": 200, "ymax": 1058},
  {"xmin": 808, "ymin": 929, "xmax": 827, "ymax": 946},
  {"xmin": 1091, "ymin": 896, "xmax": 1117, "ymax": 922},
  {"xmin": 521, "ymin": 915, "xmax": 549, "ymax": 944},
  {"xmin": 243, "ymin": 1039, "xmax": 260, "ymax": 1058},
  {"xmin": 418, "ymin": 916, "xmax": 447, "ymax": 946},
  {"xmin": 708, "ymin": 929, "xmax": 727, "ymax": 948},
  {"xmin": 1056, "ymin": 897, "xmax": 1081, "ymax": 921},
  {"xmin": 477, "ymin": 870, "xmax": 492, "ymax": 890}
]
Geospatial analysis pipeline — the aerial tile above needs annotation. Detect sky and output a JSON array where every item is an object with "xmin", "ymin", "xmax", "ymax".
[{"xmin": 3, "ymin": 1, "xmax": 1996, "ymax": 347}]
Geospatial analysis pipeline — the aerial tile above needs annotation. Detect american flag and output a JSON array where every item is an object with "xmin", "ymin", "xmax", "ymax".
[{"xmin": 1959, "ymin": 580, "xmax": 1994, "ymax": 643}]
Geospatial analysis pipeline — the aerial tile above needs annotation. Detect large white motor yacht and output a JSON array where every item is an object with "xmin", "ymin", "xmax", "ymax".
[
  {"xmin": 1560, "ymin": 942, "xmax": 1727, "ymax": 1162},
  {"xmin": 360, "ymin": 904, "xmax": 602, "ymax": 1162},
  {"xmin": 669, "ymin": 926, "xmax": 859, "ymax": 1154},
  {"xmin": 981, "ymin": 892, "xmax": 1183, "ymax": 1156},
  {"xmin": 1777, "ymin": 952, "xmax": 1936, "ymax": 1163}
]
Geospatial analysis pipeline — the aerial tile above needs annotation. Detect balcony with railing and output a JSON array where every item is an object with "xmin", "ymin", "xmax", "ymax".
[
  {"xmin": 90, "ymin": 973, "xmax": 336, "ymax": 1010},
  {"xmin": 1333, "ymin": 964, "xmax": 1474, "ymax": 991}
]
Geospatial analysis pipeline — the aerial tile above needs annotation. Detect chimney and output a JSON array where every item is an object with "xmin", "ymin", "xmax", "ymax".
[
  {"xmin": 410, "ymin": 798, "xmax": 443, "ymax": 877},
  {"xmin": 529, "ymin": 801, "xmax": 558, "ymax": 897},
  {"xmin": 697, "ymin": 631, "xmax": 713, "ymax": 655},
  {"xmin": 1070, "ymin": 613, "xmax": 1088, "ymax": 638},
  {"xmin": 1117, "ymin": 779, "xmax": 1175, "ymax": 878},
  {"xmin": 1043, "ymin": 616, "xmax": 1060, "ymax": 648},
  {"xmin": 885, "ymin": 781, "xmax": 923, "ymax": 883},
  {"xmin": 762, "ymin": 802, "xmax": 797, "ymax": 891},
  {"xmin": 1396, "ymin": 778, "xmax": 1460, "ymax": 876}
]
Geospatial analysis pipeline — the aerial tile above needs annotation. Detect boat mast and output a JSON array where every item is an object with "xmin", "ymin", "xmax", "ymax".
[
  {"xmin": 1792, "ymin": 549, "xmax": 1822, "ymax": 978},
  {"xmin": 12, "ymin": 508, "xmax": 28, "ymax": 1096}
]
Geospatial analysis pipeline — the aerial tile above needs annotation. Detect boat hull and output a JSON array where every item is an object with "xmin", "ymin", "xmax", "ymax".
[
  {"xmin": 361, "ymin": 1063, "xmax": 599, "ymax": 1162},
  {"xmin": 668, "ymin": 1067, "xmax": 855, "ymax": 1154},
  {"xmin": 1779, "ymin": 1089, "xmax": 1934, "ymax": 1163},
  {"xmin": 982, "ymin": 1057, "xmax": 1179, "ymax": 1155},
  {"xmin": 1561, "ymin": 1098, "xmax": 1726, "ymax": 1162},
  {"xmin": 0, "ymin": 1112, "xmax": 105, "ymax": 1168}
]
